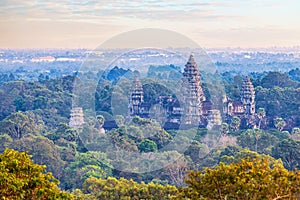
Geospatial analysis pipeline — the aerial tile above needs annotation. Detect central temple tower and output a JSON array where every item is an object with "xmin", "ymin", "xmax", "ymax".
[
  {"xmin": 240, "ymin": 76, "xmax": 255, "ymax": 115},
  {"xmin": 181, "ymin": 55, "xmax": 206, "ymax": 124}
]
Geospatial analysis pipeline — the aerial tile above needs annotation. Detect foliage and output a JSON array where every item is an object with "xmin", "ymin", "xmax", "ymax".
[
  {"xmin": 179, "ymin": 156, "xmax": 300, "ymax": 200},
  {"xmin": 272, "ymin": 138, "xmax": 300, "ymax": 170},
  {"xmin": 0, "ymin": 111, "xmax": 38, "ymax": 139},
  {"xmin": 292, "ymin": 127, "xmax": 300, "ymax": 135},
  {"xmin": 138, "ymin": 139, "xmax": 158, "ymax": 153},
  {"xmin": 260, "ymin": 71, "xmax": 299, "ymax": 89},
  {"xmin": 255, "ymin": 86, "xmax": 300, "ymax": 119},
  {"xmin": 289, "ymin": 68, "xmax": 300, "ymax": 82},
  {"xmin": 164, "ymin": 157, "xmax": 188, "ymax": 187},
  {"xmin": 221, "ymin": 123, "xmax": 229, "ymax": 136},
  {"xmin": 10, "ymin": 134, "xmax": 66, "ymax": 180},
  {"xmin": 184, "ymin": 140, "xmax": 209, "ymax": 164},
  {"xmin": 230, "ymin": 117, "xmax": 241, "ymax": 132},
  {"xmin": 62, "ymin": 152, "xmax": 112, "ymax": 190},
  {"xmin": 81, "ymin": 177, "xmax": 178, "ymax": 200},
  {"xmin": 237, "ymin": 129, "xmax": 278, "ymax": 154},
  {"xmin": 274, "ymin": 117, "xmax": 286, "ymax": 131},
  {"xmin": 0, "ymin": 68, "xmax": 299, "ymax": 194},
  {"xmin": 142, "ymin": 82, "xmax": 174, "ymax": 105},
  {"xmin": 0, "ymin": 148, "xmax": 72, "ymax": 199},
  {"xmin": 218, "ymin": 145, "xmax": 241, "ymax": 162},
  {"xmin": 95, "ymin": 79, "xmax": 113, "ymax": 114},
  {"xmin": 0, "ymin": 134, "xmax": 13, "ymax": 152},
  {"xmin": 96, "ymin": 115, "xmax": 104, "ymax": 126}
]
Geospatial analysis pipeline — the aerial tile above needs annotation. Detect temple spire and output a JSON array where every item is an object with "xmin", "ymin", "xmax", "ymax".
[
  {"xmin": 240, "ymin": 76, "xmax": 255, "ymax": 115},
  {"xmin": 188, "ymin": 54, "xmax": 196, "ymax": 64},
  {"xmin": 182, "ymin": 55, "xmax": 206, "ymax": 124},
  {"xmin": 69, "ymin": 107, "xmax": 84, "ymax": 128},
  {"xmin": 129, "ymin": 76, "xmax": 144, "ymax": 116}
]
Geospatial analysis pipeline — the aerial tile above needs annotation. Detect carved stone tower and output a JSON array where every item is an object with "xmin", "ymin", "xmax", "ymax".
[
  {"xmin": 207, "ymin": 109, "xmax": 222, "ymax": 130},
  {"xmin": 182, "ymin": 55, "xmax": 206, "ymax": 124},
  {"xmin": 69, "ymin": 107, "xmax": 84, "ymax": 128},
  {"xmin": 129, "ymin": 76, "xmax": 144, "ymax": 116},
  {"xmin": 240, "ymin": 76, "xmax": 255, "ymax": 115}
]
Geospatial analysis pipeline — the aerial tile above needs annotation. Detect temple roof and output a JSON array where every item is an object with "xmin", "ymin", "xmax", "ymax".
[
  {"xmin": 133, "ymin": 76, "xmax": 143, "ymax": 89},
  {"xmin": 188, "ymin": 54, "xmax": 196, "ymax": 64},
  {"xmin": 241, "ymin": 76, "xmax": 255, "ymax": 99},
  {"xmin": 232, "ymin": 101, "xmax": 243, "ymax": 107}
]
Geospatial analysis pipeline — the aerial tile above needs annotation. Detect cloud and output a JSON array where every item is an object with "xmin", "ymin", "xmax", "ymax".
[
  {"xmin": 0, "ymin": 0, "xmax": 235, "ymax": 22},
  {"xmin": 190, "ymin": 26, "xmax": 300, "ymax": 48},
  {"xmin": 0, "ymin": 0, "xmax": 299, "ymax": 48}
]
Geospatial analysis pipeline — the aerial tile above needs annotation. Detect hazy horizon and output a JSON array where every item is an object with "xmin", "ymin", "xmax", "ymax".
[
  {"xmin": 1, "ymin": 46, "xmax": 300, "ymax": 51},
  {"xmin": 1, "ymin": 0, "xmax": 300, "ymax": 49}
]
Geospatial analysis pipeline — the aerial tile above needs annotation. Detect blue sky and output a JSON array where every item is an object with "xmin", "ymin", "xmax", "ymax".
[{"xmin": 0, "ymin": 0, "xmax": 299, "ymax": 48}]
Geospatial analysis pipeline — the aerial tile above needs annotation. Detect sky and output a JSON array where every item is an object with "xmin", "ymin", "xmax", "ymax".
[{"xmin": 0, "ymin": 0, "xmax": 300, "ymax": 49}]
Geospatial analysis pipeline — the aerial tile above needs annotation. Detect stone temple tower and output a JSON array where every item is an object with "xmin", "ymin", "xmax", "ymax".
[
  {"xmin": 182, "ymin": 55, "xmax": 206, "ymax": 124},
  {"xmin": 129, "ymin": 76, "xmax": 144, "ymax": 116},
  {"xmin": 240, "ymin": 76, "xmax": 255, "ymax": 115},
  {"xmin": 69, "ymin": 107, "xmax": 84, "ymax": 128}
]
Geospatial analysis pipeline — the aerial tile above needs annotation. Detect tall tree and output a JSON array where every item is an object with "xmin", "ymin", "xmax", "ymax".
[
  {"xmin": 0, "ymin": 149, "xmax": 72, "ymax": 199},
  {"xmin": 257, "ymin": 107, "xmax": 266, "ymax": 129},
  {"xmin": 138, "ymin": 139, "xmax": 158, "ymax": 153},
  {"xmin": 272, "ymin": 138, "xmax": 300, "ymax": 170},
  {"xmin": 230, "ymin": 116, "xmax": 241, "ymax": 132},
  {"xmin": 274, "ymin": 117, "xmax": 286, "ymax": 131},
  {"xmin": 179, "ymin": 156, "xmax": 300, "ymax": 200},
  {"xmin": 0, "ymin": 111, "xmax": 37, "ymax": 139},
  {"xmin": 237, "ymin": 129, "xmax": 278, "ymax": 154},
  {"xmin": 221, "ymin": 123, "xmax": 229, "ymax": 136},
  {"xmin": 62, "ymin": 152, "xmax": 112, "ymax": 190},
  {"xmin": 81, "ymin": 177, "xmax": 178, "ymax": 200}
]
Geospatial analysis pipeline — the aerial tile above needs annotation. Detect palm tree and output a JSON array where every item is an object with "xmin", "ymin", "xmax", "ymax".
[
  {"xmin": 274, "ymin": 117, "xmax": 286, "ymax": 131},
  {"xmin": 230, "ymin": 117, "xmax": 241, "ymax": 132},
  {"xmin": 257, "ymin": 108, "xmax": 266, "ymax": 129},
  {"xmin": 253, "ymin": 128, "xmax": 262, "ymax": 152}
]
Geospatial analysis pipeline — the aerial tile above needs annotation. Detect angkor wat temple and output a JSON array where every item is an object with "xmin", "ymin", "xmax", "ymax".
[
  {"xmin": 70, "ymin": 55, "xmax": 258, "ymax": 130},
  {"xmin": 128, "ymin": 55, "xmax": 257, "ymax": 130}
]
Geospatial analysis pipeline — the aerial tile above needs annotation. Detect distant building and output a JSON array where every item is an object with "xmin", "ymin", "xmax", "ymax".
[
  {"xmin": 128, "ymin": 55, "xmax": 219, "ymax": 129},
  {"xmin": 128, "ymin": 76, "xmax": 150, "ymax": 118},
  {"xmin": 181, "ymin": 55, "xmax": 206, "ymax": 125},
  {"xmin": 223, "ymin": 76, "xmax": 257, "ymax": 128},
  {"xmin": 223, "ymin": 76, "xmax": 255, "ymax": 116},
  {"xmin": 31, "ymin": 56, "xmax": 55, "ymax": 63},
  {"xmin": 207, "ymin": 109, "xmax": 222, "ymax": 130},
  {"xmin": 69, "ymin": 107, "xmax": 84, "ymax": 128},
  {"xmin": 241, "ymin": 76, "xmax": 256, "ymax": 115}
]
